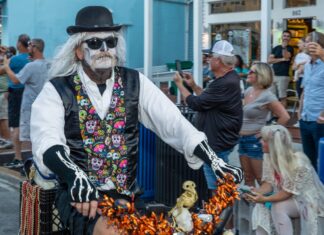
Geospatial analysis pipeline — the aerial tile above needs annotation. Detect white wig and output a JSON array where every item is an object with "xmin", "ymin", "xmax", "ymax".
[{"xmin": 49, "ymin": 29, "xmax": 126, "ymax": 78}]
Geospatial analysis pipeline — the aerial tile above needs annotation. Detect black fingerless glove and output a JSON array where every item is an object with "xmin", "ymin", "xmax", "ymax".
[
  {"xmin": 43, "ymin": 145, "xmax": 98, "ymax": 202},
  {"xmin": 194, "ymin": 140, "xmax": 243, "ymax": 184}
]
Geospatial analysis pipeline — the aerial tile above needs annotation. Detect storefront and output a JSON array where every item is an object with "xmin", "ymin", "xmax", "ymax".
[
  {"xmin": 204, "ymin": 0, "xmax": 324, "ymax": 65},
  {"xmin": 210, "ymin": 22, "xmax": 260, "ymax": 66}
]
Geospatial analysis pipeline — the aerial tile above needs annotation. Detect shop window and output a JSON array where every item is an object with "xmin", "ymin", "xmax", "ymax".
[
  {"xmin": 285, "ymin": 0, "xmax": 316, "ymax": 8},
  {"xmin": 210, "ymin": 22, "xmax": 261, "ymax": 66},
  {"xmin": 210, "ymin": 0, "xmax": 261, "ymax": 14}
]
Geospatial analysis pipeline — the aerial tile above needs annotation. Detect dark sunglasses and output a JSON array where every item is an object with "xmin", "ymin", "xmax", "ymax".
[
  {"xmin": 28, "ymin": 41, "xmax": 36, "ymax": 48},
  {"xmin": 83, "ymin": 36, "xmax": 118, "ymax": 50},
  {"xmin": 248, "ymin": 70, "xmax": 257, "ymax": 75}
]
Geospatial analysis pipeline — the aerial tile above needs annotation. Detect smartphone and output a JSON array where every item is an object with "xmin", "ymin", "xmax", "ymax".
[
  {"xmin": 311, "ymin": 31, "xmax": 319, "ymax": 43},
  {"xmin": 175, "ymin": 60, "xmax": 183, "ymax": 78},
  {"xmin": 239, "ymin": 185, "xmax": 256, "ymax": 195},
  {"xmin": 5, "ymin": 50, "xmax": 13, "ymax": 59}
]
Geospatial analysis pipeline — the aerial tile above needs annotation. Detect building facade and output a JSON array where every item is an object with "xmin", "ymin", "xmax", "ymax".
[
  {"xmin": 0, "ymin": 0, "xmax": 193, "ymax": 69},
  {"xmin": 203, "ymin": 0, "xmax": 324, "ymax": 66}
]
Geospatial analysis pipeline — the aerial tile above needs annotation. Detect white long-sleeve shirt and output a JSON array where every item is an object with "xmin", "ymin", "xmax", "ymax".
[{"xmin": 30, "ymin": 66, "xmax": 206, "ymax": 177}]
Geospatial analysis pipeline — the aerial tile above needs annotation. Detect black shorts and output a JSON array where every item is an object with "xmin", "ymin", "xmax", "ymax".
[
  {"xmin": 8, "ymin": 87, "xmax": 24, "ymax": 128},
  {"xmin": 56, "ymin": 186, "xmax": 145, "ymax": 235}
]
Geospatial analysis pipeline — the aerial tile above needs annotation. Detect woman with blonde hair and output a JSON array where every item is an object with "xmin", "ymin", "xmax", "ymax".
[
  {"xmin": 239, "ymin": 62, "xmax": 290, "ymax": 186},
  {"xmin": 247, "ymin": 125, "xmax": 324, "ymax": 235}
]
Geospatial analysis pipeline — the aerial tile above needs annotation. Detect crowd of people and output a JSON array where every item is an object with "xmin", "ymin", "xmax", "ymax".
[
  {"xmin": 0, "ymin": 4, "xmax": 324, "ymax": 235},
  {"xmin": 174, "ymin": 31, "xmax": 324, "ymax": 235},
  {"xmin": 0, "ymin": 34, "xmax": 50, "ymax": 170}
]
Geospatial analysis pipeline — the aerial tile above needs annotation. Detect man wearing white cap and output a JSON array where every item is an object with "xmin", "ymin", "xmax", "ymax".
[{"xmin": 174, "ymin": 40, "xmax": 243, "ymax": 192}]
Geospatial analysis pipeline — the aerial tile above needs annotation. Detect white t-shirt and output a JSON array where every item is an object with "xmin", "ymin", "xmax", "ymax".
[{"xmin": 294, "ymin": 52, "xmax": 311, "ymax": 78}]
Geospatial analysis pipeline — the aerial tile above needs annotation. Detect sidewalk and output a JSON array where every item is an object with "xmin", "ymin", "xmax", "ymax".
[
  {"xmin": 0, "ymin": 168, "xmax": 23, "ymax": 235},
  {"xmin": 0, "ymin": 141, "xmax": 32, "ymax": 234},
  {"xmin": 0, "ymin": 141, "xmax": 32, "ymax": 167}
]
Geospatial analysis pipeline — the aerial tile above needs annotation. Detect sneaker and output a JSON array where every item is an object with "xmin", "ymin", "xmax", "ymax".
[
  {"xmin": 0, "ymin": 138, "xmax": 8, "ymax": 145},
  {"xmin": 293, "ymin": 122, "xmax": 300, "ymax": 128},
  {"xmin": 3, "ymin": 159, "xmax": 24, "ymax": 168},
  {"xmin": 0, "ymin": 140, "xmax": 13, "ymax": 149}
]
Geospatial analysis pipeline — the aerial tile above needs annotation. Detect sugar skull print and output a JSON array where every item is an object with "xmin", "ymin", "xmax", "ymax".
[
  {"xmin": 86, "ymin": 120, "xmax": 97, "ymax": 133},
  {"xmin": 116, "ymin": 173, "xmax": 127, "ymax": 187},
  {"xmin": 74, "ymin": 71, "xmax": 128, "ymax": 192},
  {"xmin": 110, "ymin": 96, "xmax": 118, "ymax": 108},
  {"xmin": 91, "ymin": 158, "xmax": 103, "ymax": 171},
  {"xmin": 112, "ymin": 134, "xmax": 122, "ymax": 148}
]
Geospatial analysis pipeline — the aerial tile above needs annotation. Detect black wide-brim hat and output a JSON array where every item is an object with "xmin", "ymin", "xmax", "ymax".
[{"xmin": 67, "ymin": 6, "xmax": 123, "ymax": 35}]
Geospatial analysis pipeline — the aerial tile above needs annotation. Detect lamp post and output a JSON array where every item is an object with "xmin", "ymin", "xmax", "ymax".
[
  {"xmin": 144, "ymin": 0, "xmax": 153, "ymax": 79},
  {"xmin": 193, "ymin": 0, "xmax": 202, "ymax": 88},
  {"xmin": 261, "ymin": 0, "xmax": 271, "ymax": 62}
]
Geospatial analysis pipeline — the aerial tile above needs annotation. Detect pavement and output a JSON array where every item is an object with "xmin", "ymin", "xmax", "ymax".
[
  {"xmin": 0, "ymin": 168, "xmax": 24, "ymax": 235},
  {"xmin": 0, "ymin": 142, "xmax": 31, "ymax": 235}
]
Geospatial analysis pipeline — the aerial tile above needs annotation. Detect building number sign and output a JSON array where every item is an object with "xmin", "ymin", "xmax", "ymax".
[{"xmin": 292, "ymin": 10, "xmax": 301, "ymax": 16}]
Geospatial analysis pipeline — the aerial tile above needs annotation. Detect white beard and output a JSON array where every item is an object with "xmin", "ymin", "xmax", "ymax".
[{"xmin": 83, "ymin": 47, "xmax": 117, "ymax": 70}]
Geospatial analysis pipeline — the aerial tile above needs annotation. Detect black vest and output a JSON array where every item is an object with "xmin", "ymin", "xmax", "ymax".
[{"xmin": 50, "ymin": 67, "xmax": 140, "ymax": 191}]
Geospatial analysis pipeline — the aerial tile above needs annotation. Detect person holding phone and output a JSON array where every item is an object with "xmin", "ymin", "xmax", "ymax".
[
  {"xmin": 0, "ymin": 34, "xmax": 30, "ymax": 168},
  {"xmin": 173, "ymin": 40, "xmax": 243, "ymax": 193},
  {"xmin": 245, "ymin": 125, "xmax": 324, "ymax": 235},
  {"xmin": 298, "ymin": 31, "xmax": 324, "ymax": 171}
]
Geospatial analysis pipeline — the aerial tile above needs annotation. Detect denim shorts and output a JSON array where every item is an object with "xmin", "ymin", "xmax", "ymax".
[
  {"xmin": 203, "ymin": 148, "xmax": 233, "ymax": 190},
  {"xmin": 238, "ymin": 135, "xmax": 263, "ymax": 159}
]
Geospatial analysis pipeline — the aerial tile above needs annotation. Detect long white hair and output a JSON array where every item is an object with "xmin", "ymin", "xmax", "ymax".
[
  {"xmin": 49, "ymin": 29, "xmax": 126, "ymax": 78},
  {"xmin": 261, "ymin": 125, "xmax": 310, "ymax": 182}
]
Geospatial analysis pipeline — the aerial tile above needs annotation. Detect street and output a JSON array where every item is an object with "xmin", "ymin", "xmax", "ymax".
[{"xmin": 0, "ymin": 170, "xmax": 21, "ymax": 235}]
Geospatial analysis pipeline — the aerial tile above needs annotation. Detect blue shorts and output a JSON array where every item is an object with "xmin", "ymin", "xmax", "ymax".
[
  {"xmin": 203, "ymin": 148, "xmax": 233, "ymax": 190},
  {"xmin": 238, "ymin": 135, "xmax": 263, "ymax": 159}
]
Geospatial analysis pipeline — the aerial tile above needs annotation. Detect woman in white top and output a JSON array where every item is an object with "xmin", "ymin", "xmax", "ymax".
[
  {"xmin": 239, "ymin": 62, "xmax": 290, "ymax": 186},
  {"xmin": 292, "ymin": 38, "xmax": 311, "ymax": 98},
  {"xmin": 246, "ymin": 125, "xmax": 324, "ymax": 235}
]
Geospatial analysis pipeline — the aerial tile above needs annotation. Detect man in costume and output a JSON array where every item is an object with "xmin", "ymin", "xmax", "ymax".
[{"xmin": 30, "ymin": 6, "xmax": 243, "ymax": 235}]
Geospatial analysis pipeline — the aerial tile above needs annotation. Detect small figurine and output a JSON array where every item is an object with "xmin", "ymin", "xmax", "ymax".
[{"xmin": 169, "ymin": 180, "xmax": 198, "ymax": 232}]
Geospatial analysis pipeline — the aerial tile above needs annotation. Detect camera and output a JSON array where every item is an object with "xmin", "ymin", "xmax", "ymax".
[
  {"xmin": 5, "ymin": 50, "xmax": 13, "ymax": 59},
  {"xmin": 175, "ymin": 59, "xmax": 183, "ymax": 78}
]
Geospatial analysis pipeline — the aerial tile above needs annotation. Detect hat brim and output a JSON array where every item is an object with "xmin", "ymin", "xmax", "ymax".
[
  {"xmin": 67, "ymin": 24, "xmax": 123, "ymax": 35},
  {"xmin": 202, "ymin": 49, "xmax": 212, "ymax": 55}
]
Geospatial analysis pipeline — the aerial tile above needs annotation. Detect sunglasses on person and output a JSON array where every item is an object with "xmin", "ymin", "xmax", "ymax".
[
  {"xmin": 248, "ymin": 70, "xmax": 257, "ymax": 75},
  {"xmin": 28, "ymin": 41, "xmax": 36, "ymax": 48},
  {"xmin": 83, "ymin": 36, "xmax": 118, "ymax": 50}
]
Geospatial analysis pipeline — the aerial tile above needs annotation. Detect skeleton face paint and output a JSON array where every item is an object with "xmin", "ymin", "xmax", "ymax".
[{"xmin": 81, "ymin": 32, "xmax": 118, "ymax": 70}]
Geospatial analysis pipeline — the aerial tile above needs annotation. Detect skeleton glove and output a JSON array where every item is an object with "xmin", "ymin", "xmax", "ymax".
[
  {"xmin": 43, "ymin": 145, "xmax": 99, "ymax": 202},
  {"xmin": 194, "ymin": 140, "xmax": 243, "ymax": 184}
]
